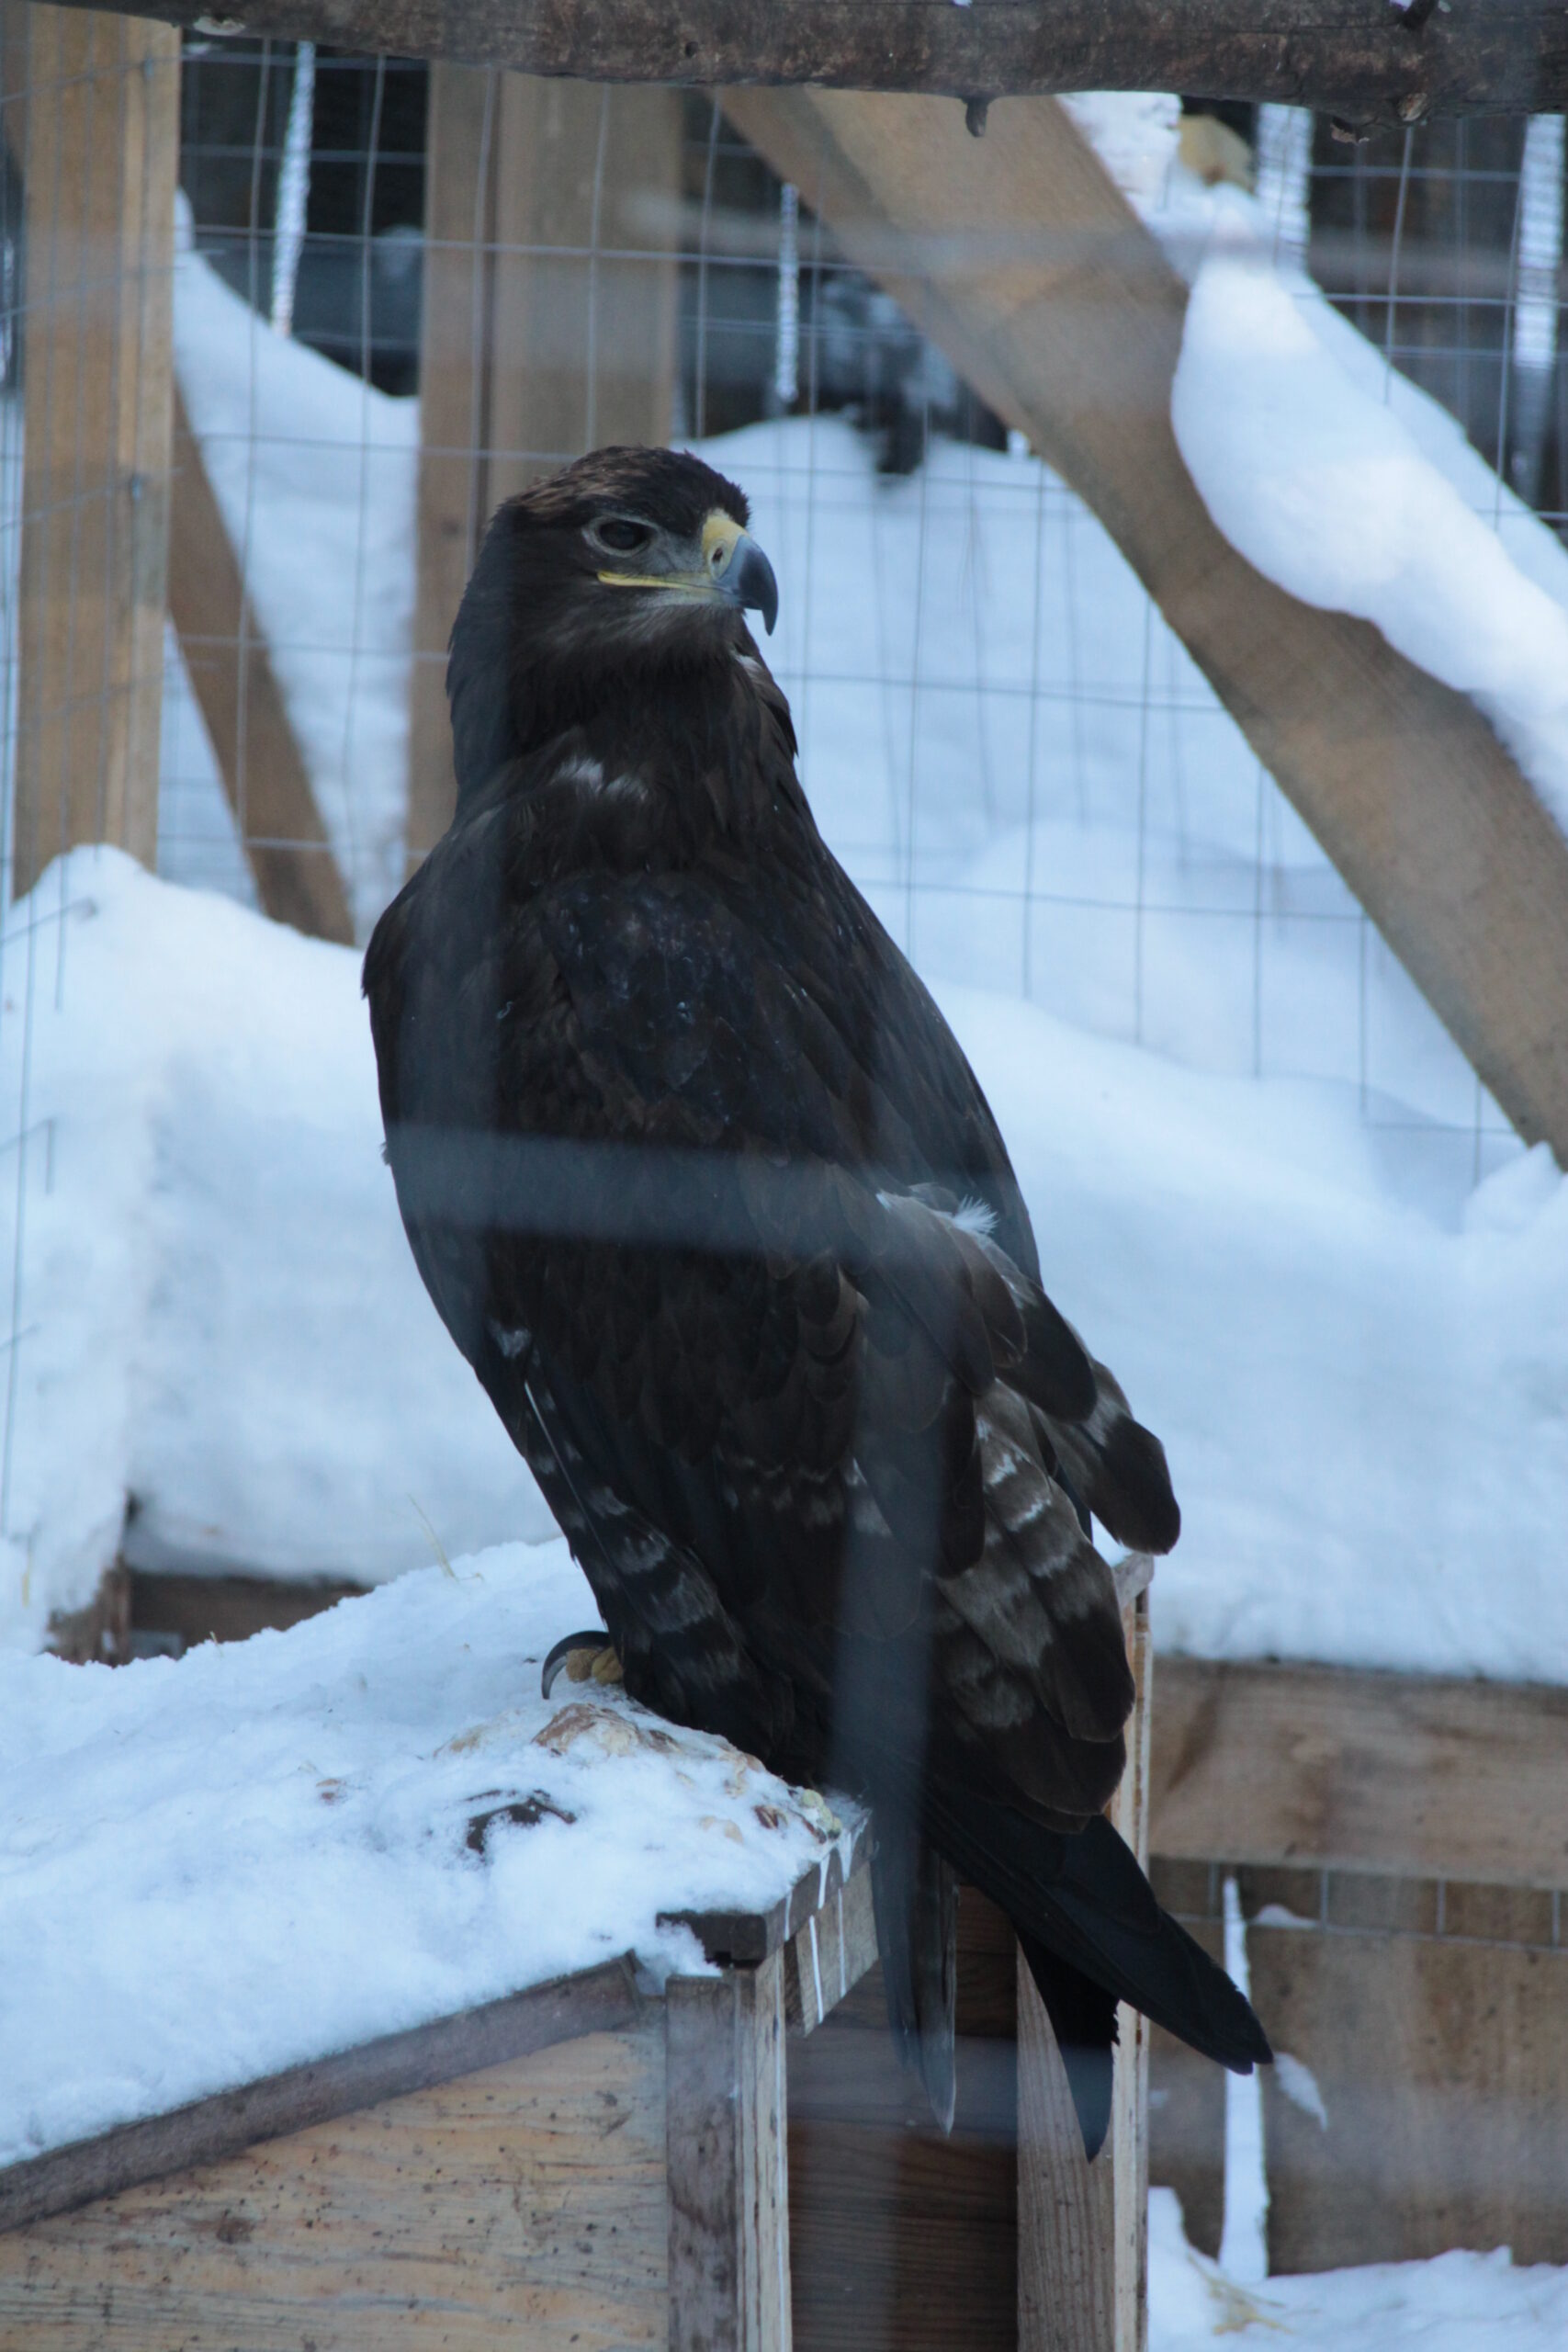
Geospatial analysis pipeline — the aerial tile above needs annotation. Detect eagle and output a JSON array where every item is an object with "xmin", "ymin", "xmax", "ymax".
[{"xmin": 365, "ymin": 445, "xmax": 1269, "ymax": 2148}]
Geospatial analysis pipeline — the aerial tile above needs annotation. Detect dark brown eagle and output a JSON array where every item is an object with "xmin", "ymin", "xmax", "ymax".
[{"xmin": 364, "ymin": 445, "xmax": 1269, "ymax": 2148}]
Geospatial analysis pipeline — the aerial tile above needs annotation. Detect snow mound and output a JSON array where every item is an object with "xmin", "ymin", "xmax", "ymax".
[
  {"xmin": 0, "ymin": 847, "xmax": 550, "ymax": 1654},
  {"xmin": 0, "ymin": 1535, "xmax": 853, "ymax": 2168}
]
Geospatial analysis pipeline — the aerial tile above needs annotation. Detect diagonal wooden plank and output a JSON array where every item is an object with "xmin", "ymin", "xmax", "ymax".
[
  {"xmin": 168, "ymin": 380, "xmax": 354, "ymax": 943},
  {"xmin": 722, "ymin": 85, "xmax": 1568, "ymax": 1161}
]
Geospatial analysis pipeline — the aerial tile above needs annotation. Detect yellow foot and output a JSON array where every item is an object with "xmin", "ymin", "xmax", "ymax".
[{"xmin": 541, "ymin": 1628, "xmax": 625, "ymax": 1701}]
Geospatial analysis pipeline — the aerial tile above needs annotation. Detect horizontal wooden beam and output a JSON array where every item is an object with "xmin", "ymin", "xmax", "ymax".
[
  {"xmin": 49, "ymin": 0, "xmax": 1568, "ymax": 126},
  {"xmin": 1151, "ymin": 1655, "xmax": 1568, "ymax": 1891}
]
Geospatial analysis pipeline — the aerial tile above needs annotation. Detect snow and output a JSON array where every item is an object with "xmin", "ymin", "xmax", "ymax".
[
  {"xmin": 1218, "ymin": 1878, "xmax": 1269, "ymax": 2285},
  {"xmin": 1149, "ymin": 2190, "xmax": 1568, "ymax": 2350},
  {"xmin": 0, "ymin": 1534, "xmax": 854, "ymax": 2166}
]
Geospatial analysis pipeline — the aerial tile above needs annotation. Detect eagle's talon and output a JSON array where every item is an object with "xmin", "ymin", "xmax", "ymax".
[{"xmin": 541, "ymin": 1627, "xmax": 623, "ymax": 1700}]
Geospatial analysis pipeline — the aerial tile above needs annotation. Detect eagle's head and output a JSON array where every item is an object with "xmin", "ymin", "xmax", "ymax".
[{"xmin": 447, "ymin": 446, "xmax": 779, "ymax": 797}]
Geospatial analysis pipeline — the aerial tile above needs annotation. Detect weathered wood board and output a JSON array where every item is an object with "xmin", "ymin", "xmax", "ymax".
[
  {"xmin": 41, "ymin": 0, "xmax": 1568, "ymax": 127},
  {"xmin": 1254, "ymin": 1900, "xmax": 1568, "ymax": 2272},
  {"xmin": 788, "ymin": 1888, "xmax": 1019, "ymax": 2352},
  {"xmin": 0, "ymin": 2019, "xmax": 670, "ymax": 2350},
  {"xmin": 1151, "ymin": 1657, "xmax": 1568, "ymax": 1890},
  {"xmin": 668, "ymin": 1949, "xmax": 792, "ymax": 2352},
  {"xmin": 11, "ymin": 4, "xmax": 177, "ymax": 899},
  {"xmin": 1148, "ymin": 1857, "xmax": 1568, "ymax": 2272}
]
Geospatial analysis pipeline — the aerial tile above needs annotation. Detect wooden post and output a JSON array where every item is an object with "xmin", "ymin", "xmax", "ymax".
[
  {"xmin": 11, "ymin": 3, "xmax": 177, "ymax": 899},
  {"xmin": 405, "ymin": 62, "xmax": 497, "ymax": 871},
  {"xmin": 406, "ymin": 71, "xmax": 680, "ymax": 867},
  {"xmin": 667, "ymin": 1948, "xmax": 793, "ymax": 2352},
  {"xmin": 1017, "ymin": 1595, "xmax": 1150, "ymax": 2352},
  {"xmin": 722, "ymin": 85, "xmax": 1568, "ymax": 1163}
]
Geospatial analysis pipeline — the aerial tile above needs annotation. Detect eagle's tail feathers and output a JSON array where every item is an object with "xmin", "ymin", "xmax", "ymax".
[{"xmin": 929, "ymin": 1791, "xmax": 1271, "ymax": 2076}]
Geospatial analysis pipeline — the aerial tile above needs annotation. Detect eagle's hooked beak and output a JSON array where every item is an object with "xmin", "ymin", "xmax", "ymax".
[{"xmin": 701, "ymin": 511, "xmax": 779, "ymax": 636}]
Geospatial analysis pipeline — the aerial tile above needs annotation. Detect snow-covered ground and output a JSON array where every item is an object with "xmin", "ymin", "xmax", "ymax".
[
  {"xmin": 0, "ymin": 1534, "xmax": 854, "ymax": 2166},
  {"xmin": 1148, "ymin": 2190, "xmax": 1568, "ymax": 2350}
]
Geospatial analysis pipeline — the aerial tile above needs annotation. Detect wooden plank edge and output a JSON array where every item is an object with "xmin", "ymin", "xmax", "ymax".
[
  {"xmin": 0, "ymin": 1951, "xmax": 644, "ymax": 2235},
  {"xmin": 42, "ymin": 0, "xmax": 1568, "ymax": 126},
  {"xmin": 783, "ymin": 1850, "xmax": 880, "ymax": 2034},
  {"xmin": 661, "ymin": 1814, "xmax": 869, "ymax": 1965}
]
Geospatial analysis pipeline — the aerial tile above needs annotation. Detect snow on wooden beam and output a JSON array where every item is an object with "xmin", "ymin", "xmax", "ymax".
[
  {"xmin": 723, "ymin": 85, "xmax": 1568, "ymax": 1163},
  {"xmin": 44, "ymin": 0, "xmax": 1568, "ymax": 127}
]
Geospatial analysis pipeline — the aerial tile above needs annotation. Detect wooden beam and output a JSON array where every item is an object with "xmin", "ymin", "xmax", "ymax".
[
  {"xmin": 405, "ymin": 62, "xmax": 496, "ymax": 871},
  {"xmin": 44, "ymin": 0, "xmax": 1568, "ymax": 129},
  {"xmin": 12, "ymin": 4, "xmax": 177, "ymax": 899},
  {"xmin": 1151, "ymin": 1656, "xmax": 1568, "ymax": 1890},
  {"xmin": 406, "ymin": 71, "xmax": 680, "ymax": 866},
  {"xmin": 168, "ymin": 383, "xmax": 355, "ymax": 942},
  {"xmin": 721, "ymin": 85, "xmax": 1568, "ymax": 1162},
  {"xmin": 1017, "ymin": 1596, "xmax": 1150, "ymax": 2352},
  {"xmin": 666, "ymin": 1949, "xmax": 792, "ymax": 2352}
]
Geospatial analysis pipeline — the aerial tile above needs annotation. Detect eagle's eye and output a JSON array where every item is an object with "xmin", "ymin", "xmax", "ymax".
[{"xmin": 590, "ymin": 516, "xmax": 656, "ymax": 557}]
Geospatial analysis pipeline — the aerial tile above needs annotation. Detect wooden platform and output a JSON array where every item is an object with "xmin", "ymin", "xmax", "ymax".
[{"xmin": 0, "ymin": 1834, "xmax": 876, "ymax": 2350}]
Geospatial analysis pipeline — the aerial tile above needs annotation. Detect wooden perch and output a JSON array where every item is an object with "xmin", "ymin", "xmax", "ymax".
[
  {"xmin": 723, "ymin": 85, "xmax": 1568, "ymax": 1162},
  {"xmin": 47, "ymin": 0, "xmax": 1568, "ymax": 128},
  {"xmin": 168, "ymin": 383, "xmax": 355, "ymax": 944}
]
